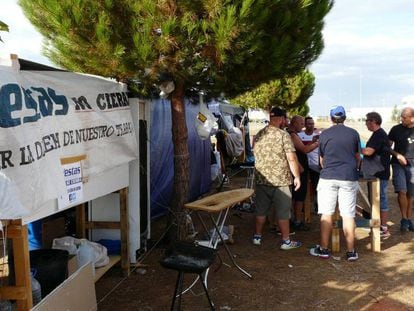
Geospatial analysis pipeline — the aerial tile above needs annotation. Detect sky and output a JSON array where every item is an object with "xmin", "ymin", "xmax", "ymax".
[
  {"xmin": 1, "ymin": 0, "xmax": 414, "ymax": 116},
  {"xmin": 0, "ymin": 0, "xmax": 51, "ymax": 66},
  {"xmin": 308, "ymin": 0, "xmax": 414, "ymax": 116}
]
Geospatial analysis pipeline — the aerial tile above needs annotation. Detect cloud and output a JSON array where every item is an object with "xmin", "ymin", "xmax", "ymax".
[
  {"xmin": 325, "ymin": 32, "xmax": 414, "ymax": 53},
  {"xmin": 0, "ymin": 0, "xmax": 50, "ymax": 65},
  {"xmin": 309, "ymin": 0, "xmax": 414, "ymax": 115},
  {"xmin": 1, "ymin": 0, "xmax": 413, "ymax": 116}
]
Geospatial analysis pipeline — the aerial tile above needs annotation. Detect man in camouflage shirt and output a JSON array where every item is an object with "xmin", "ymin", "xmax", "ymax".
[{"xmin": 253, "ymin": 106, "xmax": 302, "ymax": 250}]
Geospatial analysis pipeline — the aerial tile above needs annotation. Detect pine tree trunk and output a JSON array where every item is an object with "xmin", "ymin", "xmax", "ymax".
[{"xmin": 166, "ymin": 81, "xmax": 190, "ymax": 243}]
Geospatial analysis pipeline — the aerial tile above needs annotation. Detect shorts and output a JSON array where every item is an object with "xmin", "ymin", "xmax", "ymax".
[
  {"xmin": 255, "ymin": 184, "xmax": 292, "ymax": 220},
  {"xmin": 392, "ymin": 163, "xmax": 414, "ymax": 196},
  {"xmin": 317, "ymin": 178, "xmax": 358, "ymax": 218},
  {"xmin": 292, "ymin": 171, "xmax": 308, "ymax": 201}
]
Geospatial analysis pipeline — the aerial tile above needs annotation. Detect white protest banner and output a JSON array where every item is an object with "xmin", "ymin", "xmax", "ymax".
[{"xmin": 0, "ymin": 65, "xmax": 138, "ymax": 218}]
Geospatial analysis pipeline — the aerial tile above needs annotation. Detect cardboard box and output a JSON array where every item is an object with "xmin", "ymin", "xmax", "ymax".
[
  {"xmin": 33, "ymin": 263, "xmax": 96, "ymax": 311},
  {"xmin": 67, "ymin": 255, "xmax": 79, "ymax": 276}
]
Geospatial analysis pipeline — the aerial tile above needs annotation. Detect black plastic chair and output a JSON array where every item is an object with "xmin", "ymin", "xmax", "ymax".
[{"xmin": 160, "ymin": 241, "xmax": 216, "ymax": 310}]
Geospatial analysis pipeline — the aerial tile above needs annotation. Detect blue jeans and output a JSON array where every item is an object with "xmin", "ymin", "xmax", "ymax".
[{"xmin": 380, "ymin": 179, "xmax": 389, "ymax": 212}]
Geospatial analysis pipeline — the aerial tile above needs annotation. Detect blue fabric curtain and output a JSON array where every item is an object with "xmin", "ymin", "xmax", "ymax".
[{"xmin": 150, "ymin": 99, "xmax": 211, "ymax": 219}]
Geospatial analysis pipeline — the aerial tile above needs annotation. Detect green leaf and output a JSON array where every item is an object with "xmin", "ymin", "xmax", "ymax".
[
  {"xmin": 0, "ymin": 20, "xmax": 9, "ymax": 31},
  {"xmin": 0, "ymin": 20, "xmax": 9, "ymax": 42},
  {"xmin": 18, "ymin": 0, "xmax": 333, "ymax": 97}
]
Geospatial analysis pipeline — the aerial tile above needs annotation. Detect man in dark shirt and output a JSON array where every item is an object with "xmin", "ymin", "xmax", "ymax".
[
  {"xmin": 388, "ymin": 107, "xmax": 414, "ymax": 232},
  {"xmin": 310, "ymin": 106, "xmax": 361, "ymax": 261},
  {"xmin": 288, "ymin": 116, "xmax": 319, "ymax": 230},
  {"xmin": 362, "ymin": 112, "xmax": 391, "ymax": 237}
]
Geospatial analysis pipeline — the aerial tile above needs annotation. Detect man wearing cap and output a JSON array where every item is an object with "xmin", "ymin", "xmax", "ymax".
[
  {"xmin": 310, "ymin": 106, "xmax": 361, "ymax": 261},
  {"xmin": 253, "ymin": 106, "xmax": 302, "ymax": 250}
]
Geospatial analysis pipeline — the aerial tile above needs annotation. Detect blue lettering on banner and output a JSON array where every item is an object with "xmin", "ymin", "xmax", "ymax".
[
  {"xmin": 22, "ymin": 88, "xmax": 41, "ymax": 123},
  {"xmin": 65, "ymin": 177, "xmax": 82, "ymax": 186},
  {"xmin": 0, "ymin": 83, "xmax": 69, "ymax": 128},
  {"xmin": 68, "ymin": 185, "xmax": 81, "ymax": 193},
  {"xmin": 69, "ymin": 193, "xmax": 76, "ymax": 202},
  {"xmin": 64, "ymin": 167, "xmax": 81, "ymax": 177}
]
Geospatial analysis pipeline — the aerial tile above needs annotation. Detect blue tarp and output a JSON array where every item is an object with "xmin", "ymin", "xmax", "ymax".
[
  {"xmin": 150, "ymin": 99, "xmax": 212, "ymax": 219},
  {"xmin": 28, "ymin": 220, "xmax": 43, "ymax": 250}
]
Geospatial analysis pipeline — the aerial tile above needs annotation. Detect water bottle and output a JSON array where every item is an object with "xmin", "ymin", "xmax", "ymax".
[
  {"xmin": 0, "ymin": 300, "xmax": 12, "ymax": 311},
  {"xmin": 185, "ymin": 214, "xmax": 197, "ymax": 238},
  {"xmin": 31, "ymin": 269, "xmax": 42, "ymax": 306}
]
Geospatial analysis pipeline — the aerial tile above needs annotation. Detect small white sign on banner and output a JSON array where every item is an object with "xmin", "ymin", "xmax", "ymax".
[{"xmin": 58, "ymin": 161, "xmax": 84, "ymax": 209}]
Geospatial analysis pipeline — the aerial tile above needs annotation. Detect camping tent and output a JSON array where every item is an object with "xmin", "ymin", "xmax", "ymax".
[{"xmin": 150, "ymin": 98, "xmax": 212, "ymax": 218}]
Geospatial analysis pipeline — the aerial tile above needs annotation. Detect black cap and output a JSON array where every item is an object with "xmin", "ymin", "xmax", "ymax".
[{"xmin": 269, "ymin": 106, "xmax": 287, "ymax": 118}]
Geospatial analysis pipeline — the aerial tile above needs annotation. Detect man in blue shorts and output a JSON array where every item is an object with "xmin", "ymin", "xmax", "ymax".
[
  {"xmin": 388, "ymin": 107, "xmax": 414, "ymax": 231},
  {"xmin": 310, "ymin": 106, "xmax": 361, "ymax": 261}
]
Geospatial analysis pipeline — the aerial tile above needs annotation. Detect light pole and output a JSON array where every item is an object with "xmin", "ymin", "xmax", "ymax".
[{"xmin": 359, "ymin": 69, "xmax": 362, "ymax": 108}]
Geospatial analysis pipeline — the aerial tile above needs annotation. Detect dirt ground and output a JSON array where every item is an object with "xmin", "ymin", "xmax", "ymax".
[{"xmin": 95, "ymin": 173, "xmax": 414, "ymax": 311}]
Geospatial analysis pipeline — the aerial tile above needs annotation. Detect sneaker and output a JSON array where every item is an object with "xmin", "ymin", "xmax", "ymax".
[
  {"xmin": 309, "ymin": 245, "xmax": 330, "ymax": 259},
  {"xmin": 408, "ymin": 219, "xmax": 414, "ymax": 232},
  {"xmin": 346, "ymin": 250, "xmax": 359, "ymax": 261},
  {"xmin": 292, "ymin": 221, "xmax": 310, "ymax": 231},
  {"xmin": 252, "ymin": 235, "xmax": 262, "ymax": 246},
  {"xmin": 280, "ymin": 239, "xmax": 302, "ymax": 250},
  {"xmin": 400, "ymin": 218, "xmax": 409, "ymax": 232}
]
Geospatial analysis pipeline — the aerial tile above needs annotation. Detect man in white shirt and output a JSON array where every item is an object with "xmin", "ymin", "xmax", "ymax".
[{"xmin": 298, "ymin": 117, "xmax": 320, "ymax": 212}]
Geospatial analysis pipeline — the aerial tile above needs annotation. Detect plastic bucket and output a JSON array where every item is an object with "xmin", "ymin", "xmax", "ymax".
[{"xmin": 29, "ymin": 249, "xmax": 69, "ymax": 297}]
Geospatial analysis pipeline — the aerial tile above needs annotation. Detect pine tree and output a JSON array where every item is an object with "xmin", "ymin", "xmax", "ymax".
[
  {"xmin": 231, "ymin": 70, "xmax": 315, "ymax": 116},
  {"xmin": 0, "ymin": 20, "xmax": 8, "ymax": 42},
  {"xmin": 20, "ymin": 0, "xmax": 333, "ymax": 240}
]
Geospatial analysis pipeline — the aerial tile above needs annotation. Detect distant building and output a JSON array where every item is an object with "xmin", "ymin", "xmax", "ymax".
[
  {"xmin": 315, "ymin": 116, "xmax": 330, "ymax": 122},
  {"xmin": 346, "ymin": 107, "xmax": 396, "ymax": 122},
  {"xmin": 347, "ymin": 100, "xmax": 414, "ymax": 122}
]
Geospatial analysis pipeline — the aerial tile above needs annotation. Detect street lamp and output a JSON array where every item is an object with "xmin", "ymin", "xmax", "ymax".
[{"xmin": 359, "ymin": 69, "xmax": 362, "ymax": 108}]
